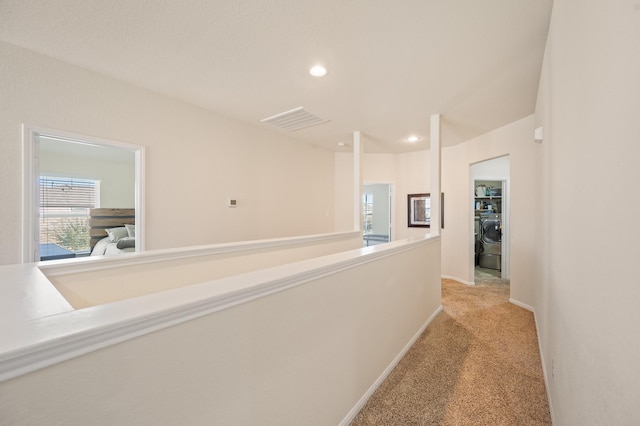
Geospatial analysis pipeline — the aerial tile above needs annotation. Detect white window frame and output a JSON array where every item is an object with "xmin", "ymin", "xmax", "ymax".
[{"xmin": 22, "ymin": 125, "xmax": 145, "ymax": 263}]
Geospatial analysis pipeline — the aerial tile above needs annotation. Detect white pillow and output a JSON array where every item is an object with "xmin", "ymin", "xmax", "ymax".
[
  {"xmin": 125, "ymin": 224, "xmax": 136, "ymax": 238},
  {"xmin": 106, "ymin": 227, "xmax": 129, "ymax": 242}
]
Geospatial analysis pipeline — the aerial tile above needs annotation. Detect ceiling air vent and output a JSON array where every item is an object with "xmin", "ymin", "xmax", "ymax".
[{"xmin": 260, "ymin": 107, "xmax": 329, "ymax": 132}]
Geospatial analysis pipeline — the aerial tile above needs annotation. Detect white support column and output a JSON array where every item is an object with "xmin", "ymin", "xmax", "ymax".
[
  {"xmin": 430, "ymin": 114, "xmax": 442, "ymax": 236},
  {"xmin": 353, "ymin": 131, "xmax": 363, "ymax": 232}
]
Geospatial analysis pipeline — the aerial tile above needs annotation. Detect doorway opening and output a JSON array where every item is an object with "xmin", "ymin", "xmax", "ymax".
[
  {"xmin": 22, "ymin": 125, "xmax": 145, "ymax": 263},
  {"xmin": 362, "ymin": 183, "xmax": 393, "ymax": 246},
  {"xmin": 471, "ymin": 156, "xmax": 510, "ymax": 283}
]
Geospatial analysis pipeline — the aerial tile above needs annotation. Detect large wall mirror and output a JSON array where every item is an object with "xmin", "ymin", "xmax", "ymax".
[{"xmin": 22, "ymin": 125, "xmax": 145, "ymax": 263}]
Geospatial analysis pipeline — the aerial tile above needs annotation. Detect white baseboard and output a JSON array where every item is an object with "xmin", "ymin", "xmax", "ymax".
[
  {"xmin": 509, "ymin": 298, "xmax": 555, "ymax": 425},
  {"xmin": 441, "ymin": 275, "xmax": 475, "ymax": 286},
  {"xmin": 339, "ymin": 305, "xmax": 443, "ymax": 426},
  {"xmin": 509, "ymin": 297, "xmax": 534, "ymax": 312}
]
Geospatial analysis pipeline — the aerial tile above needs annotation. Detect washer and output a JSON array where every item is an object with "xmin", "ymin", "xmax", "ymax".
[
  {"xmin": 474, "ymin": 215, "xmax": 481, "ymax": 266},
  {"xmin": 479, "ymin": 213, "xmax": 501, "ymax": 270}
]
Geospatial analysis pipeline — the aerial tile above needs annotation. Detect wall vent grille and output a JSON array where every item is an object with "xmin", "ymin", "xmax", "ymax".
[{"xmin": 260, "ymin": 107, "xmax": 328, "ymax": 132}]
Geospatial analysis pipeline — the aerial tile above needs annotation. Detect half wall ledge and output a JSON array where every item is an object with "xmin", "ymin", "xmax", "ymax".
[{"xmin": 0, "ymin": 233, "xmax": 441, "ymax": 425}]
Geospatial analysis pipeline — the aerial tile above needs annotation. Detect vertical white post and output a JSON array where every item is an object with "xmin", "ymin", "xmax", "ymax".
[
  {"xmin": 22, "ymin": 125, "xmax": 38, "ymax": 263},
  {"xmin": 134, "ymin": 147, "xmax": 146, "ymax": 253},
  {"xmin": 430, "ymin": 114, "xmax": 441, "ymax": 236},
  {"xmin": 353, "ymin": 131, "xmax": 363, "ymax": 232}
]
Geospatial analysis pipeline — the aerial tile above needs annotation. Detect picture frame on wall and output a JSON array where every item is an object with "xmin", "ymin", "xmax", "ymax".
[{"xmin": 407, "ymin": 193, "xmax": 444, "ymax": 228}]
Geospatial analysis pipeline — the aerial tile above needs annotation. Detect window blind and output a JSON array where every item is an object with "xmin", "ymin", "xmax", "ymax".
[
  {"xmin": 39, "ymin": 177, "xmax": 99, "ymax": 252},
  {"xmin": 40, "ymin": 177, "xmax": 97, "ymax": 209}
]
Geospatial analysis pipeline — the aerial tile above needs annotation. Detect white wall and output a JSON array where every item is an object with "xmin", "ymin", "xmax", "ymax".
[
  {"xmin": 334, "ymin": 151, "xmax": 431, "ymax": 241},
  {"xmin": 441, "ymin": 116, "xmax": 540, "ymax": 302},
  {"xmin": 39, "ymin": 142, "xmax": 135, "ymax": 208},
  {"xmin": 334, "ymin": 152, "xmax": 355, "ymax": 232},
  {"xmin": 396, "ymin": 150, "xmax": 431, "ymax": 240},
  {"xmin": 335, "ymin": 125, "xmax": 539, "ymax": 303},
  {"xmin": 471, "ymin": 156, "xmax": 510, "ymax": 180},
  {"xmin": 534, "ymin": 1, "xmax": 640, "ymax": 423},
  {"xmin": 0, "ymin": 238, "xmax": 442, "ymax": 426},
  {"xmin": 0, "ymin": 41, "xmax": 336, "ymax": 265}
]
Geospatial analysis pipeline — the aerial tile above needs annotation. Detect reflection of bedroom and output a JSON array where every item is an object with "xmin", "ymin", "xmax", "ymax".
[{"xmin": 38, "ymin": 136, "xmax": 135, "ymax": 260}]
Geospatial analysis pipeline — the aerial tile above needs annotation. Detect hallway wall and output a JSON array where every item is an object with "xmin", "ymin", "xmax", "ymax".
[
  {"xmin": 334, "ymin": 117, "xmax": 541, "ymax": 309},
  {"xmin": 334, "ymin": 151, "xmax": 430, "ymax": 241},
  {"xmin": 0, "ymin": 41, "xmax": 336, "ymax": 265},
  {"xmin": 441, "ymin": 115, "xmax": 541, "ymax": 308},
  {"xmin": 534, "ymin": 0, "xmax": 640, "ymax": 423},
  {"xmin": 0, "ymin": 238, "xmax": 442, "ymax": 425}
]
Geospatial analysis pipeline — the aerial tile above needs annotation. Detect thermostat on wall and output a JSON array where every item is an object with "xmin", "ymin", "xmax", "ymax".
[
  {"xmin": 534, "ymin": 127, "xmax": 543, "ymax": 143},
  {"xmin": 228, "ymin": 199, "xmax": 237, "ymax": 208}
]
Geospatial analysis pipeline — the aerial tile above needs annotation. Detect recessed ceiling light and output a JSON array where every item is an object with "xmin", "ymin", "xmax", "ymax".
[
  {"xmin": 309, "ymin": 65, "xmax": 327, "ymax": 77},
  {"xmin": 337, "ymin": 142, "xmax": 346, "ymax": 146},
  {"xmin": 407, "ymin": 135, "xmax": 420, "ymax": 143}
]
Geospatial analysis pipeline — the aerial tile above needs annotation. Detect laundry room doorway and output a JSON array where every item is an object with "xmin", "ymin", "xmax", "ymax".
[{"xmin": 471, "ymin": 156, "xmax": 510, "ymax": 282}]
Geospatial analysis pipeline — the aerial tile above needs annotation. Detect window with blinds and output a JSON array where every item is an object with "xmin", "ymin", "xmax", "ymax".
[{"xmin": 39, "ymin": 176, "xmax": 100, "ymax": 254}]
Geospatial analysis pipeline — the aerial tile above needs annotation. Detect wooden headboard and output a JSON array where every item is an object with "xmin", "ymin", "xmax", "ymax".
[{"xmin": 89, "ymin": 208, "xmax": 135, "ymax": 249}]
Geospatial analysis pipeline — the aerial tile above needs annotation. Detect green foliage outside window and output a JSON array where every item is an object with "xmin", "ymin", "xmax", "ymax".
[{"xmin": 55, "ymin": 218, "xmax": 90, "ymax": 252}]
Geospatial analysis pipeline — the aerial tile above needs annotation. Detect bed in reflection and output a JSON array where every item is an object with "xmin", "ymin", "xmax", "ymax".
[{"xmin": 89, "ymin": 208, "xmax": 136, "ymax": 256}]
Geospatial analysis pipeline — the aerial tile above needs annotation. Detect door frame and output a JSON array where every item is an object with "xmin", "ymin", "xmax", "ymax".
[
  {"xmin": 469, "ymin": 156, "xmax": 510, "ymax": 282},
  {"xmin": 472, "ymin": 179, "xmax": 510, "ymax": 279},
  {"xmin": 363, "ymin": 182, "xmax": 394, "ymax": 243},
  {"xmin": 22, "ymin": 124, "xmax": 146, "ymax": 263}
]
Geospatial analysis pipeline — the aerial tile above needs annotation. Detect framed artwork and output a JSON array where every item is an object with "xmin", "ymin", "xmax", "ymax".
[{"xmin": 407, "ymin": 193, "xmax": 444, "ymax": 228}]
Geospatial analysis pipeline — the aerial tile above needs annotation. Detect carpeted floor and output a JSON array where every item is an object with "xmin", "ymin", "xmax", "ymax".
[{"xmin": 350, "ymin": 274, "xmax": 551, "ymax": 425}]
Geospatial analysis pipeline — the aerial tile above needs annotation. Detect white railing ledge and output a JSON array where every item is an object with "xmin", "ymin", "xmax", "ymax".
[
  {"xmin": 40, "ymin": 230, "xmax": 362, "ymax": 277},
  {"xmin": 0, "ymin": 233, "xmax": 439, "ymax": 381}
]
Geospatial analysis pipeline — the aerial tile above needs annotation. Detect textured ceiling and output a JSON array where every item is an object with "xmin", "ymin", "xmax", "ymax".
[{"xmin": 0, "ymin": 0, "xmax": 553, "ymax": 153}]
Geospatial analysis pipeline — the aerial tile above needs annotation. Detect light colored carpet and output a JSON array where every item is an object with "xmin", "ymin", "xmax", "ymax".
[{"xmin": 350, "ymin": 276, "xmax": 551, "ymax": 425}]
